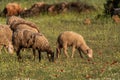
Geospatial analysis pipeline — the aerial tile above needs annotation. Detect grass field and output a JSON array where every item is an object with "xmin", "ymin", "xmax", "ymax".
[{"xmin": 0, "ymin": 0, "xmax": 120, "ymax": 80}]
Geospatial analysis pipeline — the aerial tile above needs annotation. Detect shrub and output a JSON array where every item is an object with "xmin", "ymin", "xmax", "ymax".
[{"xmin": 104, "ymin": 0, "xmax": 120, "ymax": 16}]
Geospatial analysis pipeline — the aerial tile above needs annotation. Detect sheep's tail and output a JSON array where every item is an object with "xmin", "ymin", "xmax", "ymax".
[{"xmin": 56, "ymin": 35, "xmax": 62, "ymax": 48}]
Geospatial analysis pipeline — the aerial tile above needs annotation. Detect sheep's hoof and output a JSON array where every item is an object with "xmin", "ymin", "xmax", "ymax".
[
  {"xmin": 18, "ymin": 59, "xmax": 23, "ymax": 62},
  {"xmin": 66, "ymin": 56, "xmax": 70, "ymax": 59},
  {"xmin": 71, "ymin": 56, "xmax": 74, "ymax": 58}
]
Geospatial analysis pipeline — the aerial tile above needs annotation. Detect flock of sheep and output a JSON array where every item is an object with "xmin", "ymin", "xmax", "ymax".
[
  {"xmin": 0, "ymin": 16, "xmax": 93, "ymax": 62},
  {"xmin": 0, "ymin": 1, "xmax": 93, "ymax": 62},
  {"xmin": 0, "ymin": 1, "xmax": 96, "ymax": 17}
]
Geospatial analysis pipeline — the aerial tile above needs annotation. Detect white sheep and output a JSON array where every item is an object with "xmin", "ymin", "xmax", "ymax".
[
  {"xmin": 0, "ymin": 25, "xmax": 14, "ymax": 54},
  {"xmin": 56, "ymin": 31, "xmax": 93, "ymax": 58}
]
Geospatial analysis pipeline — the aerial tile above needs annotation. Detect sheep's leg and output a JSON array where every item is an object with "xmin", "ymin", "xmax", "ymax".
[
  {"xmin": 71, "ymin": 45, "xmax": 76, "ymax": 58},
  {"xmin": 33, "ymin": 49, "xmax": 36, "ymax": 61},
  {"xmin": 56, "ymin": 46, "xmax": 61, "ymax": 58},
  {"xmin": 16, "ymin": 49, "xmax": 22, "ymax": 61},
  {"xmin": 0, "ymin": 45, "xmax": 2, "ymax": 54},
  {"xmin": 78, "ymin": 50, "xmax": 83, "ymax": 58},
  {"xmin": 56, "ymin": 47, "xmax": 59, "ymax": 58},
  {"xmin": 63, "ymin": 43, "xmax": 69, "ymax": 58},
  {"xmin": 47, "ymin": 53, "xmax": 50, "ymax": 61},
  {"xmin": 38, "ymin": 50, "xmax": 41, "ymax": 62}
]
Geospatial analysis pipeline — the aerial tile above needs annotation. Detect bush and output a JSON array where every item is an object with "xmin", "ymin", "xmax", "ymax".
[{"xmin": 104, "ymin": 0, "xmax": 120, "ymax": 16}]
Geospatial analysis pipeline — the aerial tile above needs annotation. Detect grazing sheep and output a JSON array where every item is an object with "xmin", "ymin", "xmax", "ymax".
[
  {"xmin": 0, "ymin": 25, "xmax": 14, "ymax": 54},
  {"xmin": 20, "ymin": 2, "xmax": 51, "ymax": 17},
  {"xmin": 56, "ymin": 31, "xmax": 93, "ymax": 59},
  {"xmin": 7, "ymin": 16, "xmax": 40, "ymax": 59},
  {"xmin": 2, "ymin": 2, "xmax": 23, "ymax": 16},
  {"xmin": 48, "ymin": 2, "xmax": 68, "ymax": 14},
  {"xmin": 20, "ymin": 1, "xmax": 96, "ymax": 17},
  {"xmin": 13, "ymin": 29, "xmax": 54, "ymax": 62},
  {"xmin": 7, "ymin": 16, "xmax": 40, "ymax": 32},
  {"xmin": 67, "ymin": 2, "xmax": 96, "ymax": 13}
]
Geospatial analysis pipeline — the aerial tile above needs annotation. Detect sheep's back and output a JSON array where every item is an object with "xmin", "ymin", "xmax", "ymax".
[
  {"xmin": 33, "ymin": 33, "xmax": 50, "ymax": 51},
  {"xmin": 7, "ymin": 16, "xmax": 25, "ymax": 25},
  {"xmin": 11, "ymin": 24, "xmax": 38, "ymax": 33},
  {"xmin": 0, "ymin": 25, "xmax": 12, "ymax": 42},
  {"xmin": 7, "ymin": 16, "xmax": 40, "ymax": 32},
  {"xmin": 58, "ymin": 31, "xmax": 85, "ymax": 46}
]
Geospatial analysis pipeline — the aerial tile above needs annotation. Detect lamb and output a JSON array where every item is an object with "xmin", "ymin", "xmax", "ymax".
[
  {"xmin": 13, "ymin": 29, "xmax": 54, "ymax": 62},
  {"xmin": 0, "ymin": 25, "xmax": 14, "ymax": 54},
  {"xmin": 6, "ymin": 16, "xmax": 40, "ymax": 32},
  {"xmin": 2, "ymin": 2, "xmax": 23, "ymax": 16},
  {"xmin": 56, "ymin": 31, "xmax": 93, "ymax": 59},
  {"xmin": 6, "ymin": 15, "xmax": 25, "ymax": 25}
]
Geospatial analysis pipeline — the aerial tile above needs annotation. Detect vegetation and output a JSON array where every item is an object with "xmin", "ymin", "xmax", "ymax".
[
  {"xmin": 0, "ymin": 0, "xmax": 120, "ymax": 80},
  {"xmin": 104, "ymin": 0, "xmax": 120, "ymax": 16}
]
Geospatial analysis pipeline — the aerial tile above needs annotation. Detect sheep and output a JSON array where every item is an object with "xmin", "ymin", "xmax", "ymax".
[
  {"xmin": 6, "ymin": 16, "xmax": 40, "ymax": 32},
  {"xmin": 20, "ymin": 2, "xmax": 51, "ymax": 17},
  {"xmin": 2, "ymin": 2, "xmax": 23, "ymax": 17},
  {"xmin": 48, "ymin": 2, "xmax": 68, "ymax": 14},
  {"xmin": 67, "ymin": 2, "xmax": 96, "ymax": 13},
  {"xmin": 13, "ymin": 29, "xmax": 54, "ymax": 62},
  {"xmin": 56, "ymin": 31, "xmax": 93, "ymax": 59},
  {"xmin": 0, "ymin": 25, "xmax": 14, "ymax": 54},
  {"xmin": 10, "ymin": 21, "xmax": 39, "ymax": 33}
]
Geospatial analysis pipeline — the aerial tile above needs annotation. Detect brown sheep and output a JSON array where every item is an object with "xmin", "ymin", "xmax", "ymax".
[
  {"xmin": 0, "ymin": 25, "xmax": 14, "ymax": 54},
  {"xmin": 56, "ymin": 31, "xmax": 93, "ymax": 59},
  {"xmin": 7, "ymin": 16, "xmax": 40, "ymax": 32},
  {"xmin": 13, "ymin": 29, "xmax": 54, "ymax": 62},
  {"xmin": 48, "ymin": 2, "xmax": 68, "ymax": 14},
  {"xmin": 20, "ymin": 1, "xmax": 96, "ymax": 17},
  {"xmin": 6, "ymin": 15, "xmax": 25, "ymax": 25},
  {"xmin": 2, "ymin": 2, "xmax": 23, "ymax": 16},
  {"xmin": 10, "ymin": 22, "xmax": 39, "ymax": 33},
  {"xmin": 67, "ymin": 2, "xmax": 96, "ymax": 13},
  {"xmin": 20, "ymin": 2, "xmax": 51, "ymax": 17}
]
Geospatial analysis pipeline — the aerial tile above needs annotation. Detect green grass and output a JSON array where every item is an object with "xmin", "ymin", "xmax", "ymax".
[{"xmin": 0, "ymin": 0, "xmax": 120, "ymax": 80}]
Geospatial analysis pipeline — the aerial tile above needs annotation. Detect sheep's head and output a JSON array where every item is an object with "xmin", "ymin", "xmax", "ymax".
[
  {"xmin": 50, "ymin": 51, "xmax": 54, "ymax": 62},
  {"xmin": 87, "ymin": 49, "xmax": 93, "ymax": 58},
  {"xmin": 6, "ymin": 44, "xmax": 14, "ymax": 54},
  {"xmin": 48, "ymin": 50, "xmax": 54, "ymax": 62}
]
